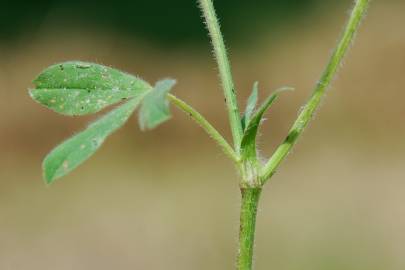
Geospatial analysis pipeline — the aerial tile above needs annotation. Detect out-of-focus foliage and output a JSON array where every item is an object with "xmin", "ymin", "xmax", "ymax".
[{"xmin": 0, "ymin": 0, "xmax": 333, "ymax": 45}]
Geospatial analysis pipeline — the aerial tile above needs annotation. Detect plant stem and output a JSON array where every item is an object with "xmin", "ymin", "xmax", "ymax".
[
  {"xmin": 167, "ymin": 94, "xmax": 240, "ymax": 163},
  {"xmin": 198, "ymin": 0, "xmax": 243, "ymax": 151},
  {"xmin": 237, "ymin": 188, "xmax": 262, "ymax": 270},
  {"xmin": 261, "ymin": 0, "xmax": 370, "ymax": 183}
]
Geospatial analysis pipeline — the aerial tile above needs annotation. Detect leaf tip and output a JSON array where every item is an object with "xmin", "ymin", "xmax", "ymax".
[
  {"xmin": 276, "ymin": 86, "xmax": 295, "ymax": 94},
  {"xmin": 156, "ymin": 78, "xmax": 177, "ymax": 89},
  {"xmin": 28, "ymin": 88, "xmax": 35, "ymax": 98},
  {"xmin": 42, "ymin": 157, "xmax": 58, "ymax": 185}
]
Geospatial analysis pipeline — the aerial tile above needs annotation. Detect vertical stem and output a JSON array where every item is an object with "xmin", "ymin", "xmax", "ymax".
[
  {"xmin": 237, "ymin": 188, "xmax": 262, "ymax": 270},
  {"xmin": 198, "ymin": 0, "xmax": 243, "ymax": 151}
]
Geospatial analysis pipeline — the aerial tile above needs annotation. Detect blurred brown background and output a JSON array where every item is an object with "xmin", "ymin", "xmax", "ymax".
[{"xmin": 1, "ymin": 0, "xmax": 404, "ymax": 269}]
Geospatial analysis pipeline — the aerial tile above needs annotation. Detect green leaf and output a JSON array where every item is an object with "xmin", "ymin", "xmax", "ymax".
[
  {"xmin": 30, "ymin": 61, "xmax": 152, "ymax": 116},
  {"xmin": 138, "ymin": 79, "xmax": 176, "ymax": 130},
  {"xmin": 240, "ymin": 87, "xmax": 294, "ymax": 160},
  {"xmin": 43, "ymin": 95, "xmax": 145, "ymax": 184},
  {"xmin": 241, "ymin": 82, "xmax": 259, "ymax": 131}
]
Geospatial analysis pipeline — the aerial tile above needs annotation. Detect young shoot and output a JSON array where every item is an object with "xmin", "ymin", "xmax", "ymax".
[{"xmin": 29, "ymin": 0, "xmax": 370, "ymax": 269}]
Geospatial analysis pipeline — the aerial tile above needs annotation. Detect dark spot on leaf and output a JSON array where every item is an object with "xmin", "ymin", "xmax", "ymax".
[
  {"xmin": 59, "ymin": 64, "xmax": 64, "ymax": 71},
  {"xmin": 91, "ymin": 138, "xmax": 100, "ymax": 147},
  {"xmin": 285, "ymin": 130, "xmax": 299, "ymax": 143}
]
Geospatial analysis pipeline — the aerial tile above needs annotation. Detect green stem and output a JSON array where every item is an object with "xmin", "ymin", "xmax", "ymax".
[
  {"xmin": 198, "ymin": 0, "xmax": 243, "ymax": 151},
  {"xmin": 168, "ymin": 94, "xmax": 240, "ymax": 163},
  {"xmin": 261, "ymin": 0, "xmax": 370, "ymax": 183},
  {"xmin": 237, "ymin": 188, "xmax": 262, "ymax": 270}
]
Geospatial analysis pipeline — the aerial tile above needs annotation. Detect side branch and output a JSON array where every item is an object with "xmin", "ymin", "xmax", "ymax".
[
  {"xmin": 168, "ymin": 94, "xmax": 240, "ymax": 163},
  {"xmin": 261, "ymin": 0, "xmax": 370, "ymax": 183}
]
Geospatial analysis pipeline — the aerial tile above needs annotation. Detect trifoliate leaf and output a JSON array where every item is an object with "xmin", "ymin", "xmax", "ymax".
[
  {"xmin": 30, "ymin": 61, "xmax": 152, "ymax": 116},
  {"xmin": 138, "ymin": 79, "xmax": 176, "ymax": 130},
  {"xmin": 43, "ymin": 95, "xmax": 145, "ymax": 184}
]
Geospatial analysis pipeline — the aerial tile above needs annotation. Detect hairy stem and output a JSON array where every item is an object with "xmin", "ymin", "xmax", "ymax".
[
  {"xmin": 168, "ymin": 94, "xmax": 240, "ymax": 163},
  {"xmin": 237, "ymin": 188, "xmax": 262, "ymax": 270},
  {"xmin": 198, "ymin": 0, "xmax": 243, "ymax": 151},
  {"xmin": 261, "ymin": 0, "xmax": 370, "ymax": 182}
]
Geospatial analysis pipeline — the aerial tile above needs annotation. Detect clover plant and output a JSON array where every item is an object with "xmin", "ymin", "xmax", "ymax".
[{"xmin": 29, "ymin": 0, "xmax": 370, "ymax": 269}]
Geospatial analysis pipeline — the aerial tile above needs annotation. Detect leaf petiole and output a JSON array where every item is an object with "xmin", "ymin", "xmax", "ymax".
[{"xmin": 168, "ymin": 94, "xmax": 240, "ymax": 163}]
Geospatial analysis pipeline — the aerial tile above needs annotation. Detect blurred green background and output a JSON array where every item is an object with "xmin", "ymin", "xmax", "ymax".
[{"xmin": 1, "ymin": 0, "xmax": 405, "ymax": 269}]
